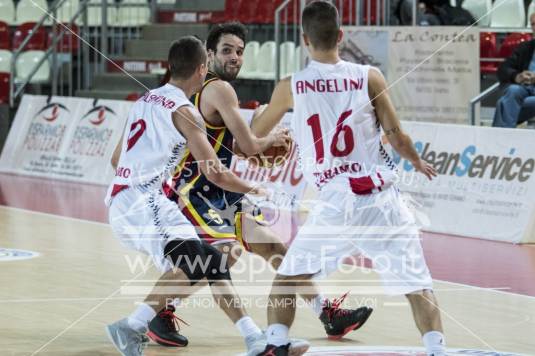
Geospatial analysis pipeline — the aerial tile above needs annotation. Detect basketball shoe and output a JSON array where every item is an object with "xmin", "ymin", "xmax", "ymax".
[
  {"xmin": 319, "ymin": 292, "xmax": 373, "ymax": 340},
  {"xmin": 147, "ymin": 305, "xmax": 189, "ymax": 347},
  {"xmin": 105, "ymin": 318, "xmax": 148, "ymax": 356},
  {"xmin": 256, "ymin": 343, "xmax": 291, "ymax": 356},
  {"xmin": 246, "ymin": 332, "xmax": 309, "ymax": 356}
]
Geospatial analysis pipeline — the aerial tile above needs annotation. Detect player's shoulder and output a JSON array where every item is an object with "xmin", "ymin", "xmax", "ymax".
[
  {"xmin": 152, "ymin": 83, "xmax": 189, "ymax": 102},
  {"xmin": 278, "ymin": 75, "xmax": 292, "ymax": 86},
  {"xmin": 203, "ymin": 79, "xmax": 237, "ymax": 101},
  {"xmin": 201, "ymin": 80, "xmax": 238, "ymax": 107},
  {"xmin": 204, "ymin": 78, "xmax": 234, "ymax": 93},
  {"xmin": 367, "ymin": 66, "xmax": 386, "ymax": 88}
]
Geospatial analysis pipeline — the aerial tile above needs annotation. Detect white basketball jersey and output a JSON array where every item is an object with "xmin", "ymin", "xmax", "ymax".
[
  {"xmin": 105, "ymin": 84, "xmax": 192, "ymax": 206},
  {"xmin": 290, "ymin": 60, "xmax": 397, "ymax": 194}
]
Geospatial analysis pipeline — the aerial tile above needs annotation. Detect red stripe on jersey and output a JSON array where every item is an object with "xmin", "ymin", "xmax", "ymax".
[
  {"xmin": 377, "ymin": 172, "xmax": 385, "ymax": 186},
  {"xmin": 349, "ymin": 176, "xmax": 375, "ymax": 195},
  {"xmin": 111, "ymin": 184, "xmax": 128, "ymax": 197}
]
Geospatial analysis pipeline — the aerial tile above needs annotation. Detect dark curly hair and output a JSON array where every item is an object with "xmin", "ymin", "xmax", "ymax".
[{"xmin": 206, "ymin": 22, "xmax": 247, "ymax": 53}]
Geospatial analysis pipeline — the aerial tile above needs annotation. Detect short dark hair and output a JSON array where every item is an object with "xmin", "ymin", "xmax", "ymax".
[
  {"xmin": 168, "ymin": 36, "xmax": 207, "ymax": 80},
  {"xmin": 206, "ymin": 22, "xmax": 247, "ymax": 53},
  {"xmin": 302, "ymin": 1, "xmax": 340, "ymax": 51}
]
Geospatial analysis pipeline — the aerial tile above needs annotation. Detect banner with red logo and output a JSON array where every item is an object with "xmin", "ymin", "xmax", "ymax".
[
  {"xmin": 233, "ymin": 109, "xmax": 307, "ymax": 211},
  {"xmin": 0, "ymin": 95, "xmax": 130, "ymax": 185},
  {"xmin": 0, "ymin": 100, "xmax": 307, "ymax": 208}
]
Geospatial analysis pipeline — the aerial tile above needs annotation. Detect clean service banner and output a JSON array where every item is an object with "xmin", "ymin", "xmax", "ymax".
[
  {"xmin": 341, "ymin": 27, "xmax": 480, "ymax": 124},
  {"xmin": 0, "ymin": 95, "xmax": 130, "ymax": 185},
  {"xmin": 395, "ymin": 122, "xmax": 535, "ymax": 244}
]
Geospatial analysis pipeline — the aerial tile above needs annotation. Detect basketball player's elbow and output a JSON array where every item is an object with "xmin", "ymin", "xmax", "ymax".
[{"xmin": 110, "ymin": 155, "xmax": 119, "ymax": 170}]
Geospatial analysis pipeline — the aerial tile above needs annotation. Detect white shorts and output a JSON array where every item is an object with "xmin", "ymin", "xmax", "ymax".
[
  {"xmin": 278, "ymin": 185, "xmax": 433, "ymax": 295},
  {"xmin": 109, "ymin": 187, "xmax": 199, "ymax": 273}
]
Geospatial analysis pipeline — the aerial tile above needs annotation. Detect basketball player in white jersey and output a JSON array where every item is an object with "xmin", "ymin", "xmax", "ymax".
[
  {"xmin": 104, "ymin": 36, "xmax": 286, "ymax": 356},
  {"xmin": 251, "ymin": 2, "xmax": 445, "ymax": 355}
]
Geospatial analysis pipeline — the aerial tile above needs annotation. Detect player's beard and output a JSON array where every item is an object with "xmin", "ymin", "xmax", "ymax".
[{"xmin": 213, "ymin": 60, "xmax": 241, "ymax": 81}]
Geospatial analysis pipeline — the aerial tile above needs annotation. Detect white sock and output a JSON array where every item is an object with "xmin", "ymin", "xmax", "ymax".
[
  {"xmin": 266, "ymin": 323, "xmax": 289, "ymax": 346},
  {"xmin": 422, "ymin": 331, "xmax": 446, "ymax": 356},
  {"xmin": 235, "ymin": 316, "xmax": 262, "ymax": 338},
  {"xmin": 310, "ymin": 294, "xmax": 326, "ymax": 316},
  {"xmin": 127, "ymin": 303, "xmax": 156, "ymax": 332}
]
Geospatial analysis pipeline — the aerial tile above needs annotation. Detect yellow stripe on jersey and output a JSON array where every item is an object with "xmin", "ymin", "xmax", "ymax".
[
  {"xmin": 194, "ymin": 75, "xmax": 226, "ymax": 129},
  {"xmin": 180, "ymin": 193, "xmax": 237, "ymax": 238}
]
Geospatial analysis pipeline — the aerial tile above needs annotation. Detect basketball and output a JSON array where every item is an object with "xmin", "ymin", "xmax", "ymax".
[
  {"xmin": 233, "ymin": 137, "xmax": 293, "ymax": 168},
  {"xmin": 256, "ymin": 138, "xmax": 293, "ymax": 168}
]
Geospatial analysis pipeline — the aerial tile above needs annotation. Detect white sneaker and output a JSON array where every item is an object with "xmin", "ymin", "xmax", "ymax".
[
  {"xmin": 105, "ymin": 318, "xmax": 148, "ymax": 356},
  {"xmin": 245, "ymin": 332, "xmax": 266, "ymax": 356},
  {"xmin": 246, "ymin": 331, "xmax": 309, "ymax": 356},
  {"xmin": 289, "ymin": 338, "xmax": 310, "ymax": 356}
]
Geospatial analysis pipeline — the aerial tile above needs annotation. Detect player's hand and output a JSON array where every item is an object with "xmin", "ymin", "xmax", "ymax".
[
  {"xmin": 412, "ymin": 158, "xmax": 437, "ymax": 180},
  {"xmin": 247, "ymin": 185, "xmax": 269, "ymax": 198},
  {"xmin": 269, "ymin": 127, "xmax": 291, "ymax": 150}
]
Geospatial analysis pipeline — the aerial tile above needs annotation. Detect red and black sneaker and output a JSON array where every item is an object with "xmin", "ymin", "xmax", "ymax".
[
  {"xmin": 319, "ymin": 292, "xmax": 373, "ymax": 340},
  {"xmin": 256, "ymin": 343, "xmax": 290, "ymax": 356},
  {"xmin": 147, "ymin": 305, "xmax": 189, "ymax": 347}
]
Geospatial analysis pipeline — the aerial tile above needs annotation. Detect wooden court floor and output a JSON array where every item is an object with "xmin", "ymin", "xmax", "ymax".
[{"xmin": 1, "ymin": 203, "xmax": 534, "ymax": 356}]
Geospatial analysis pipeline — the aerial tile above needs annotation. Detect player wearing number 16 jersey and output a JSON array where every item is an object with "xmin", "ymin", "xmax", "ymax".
[{"xmin": 251, "ymin": 2, "xmax": 446, "ymax": 356}]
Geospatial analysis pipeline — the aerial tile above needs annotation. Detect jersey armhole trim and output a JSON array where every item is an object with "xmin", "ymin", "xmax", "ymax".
[{"xmin": 194, "ymin": 77, "xmax": 226, "ymax": 129}]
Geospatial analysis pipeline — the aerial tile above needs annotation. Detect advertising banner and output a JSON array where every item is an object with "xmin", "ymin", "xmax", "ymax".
[
  {"xmin": 341, "ymin": 27, "xmax": 480, "ymax": 124},
  {"xmin": 232, "ymin": 110, "xmax": 306, "ymax": 210},
  {"xmin": 396, "ymin": 122, "xmax": 535, "ymax": 243},
  {"xmin": 0, "ymin": 95, "xmax": 130, "ymax": 185},
  {"xmin": 3, "ymin": 99, "xmax": 533, "ymax": 243}
]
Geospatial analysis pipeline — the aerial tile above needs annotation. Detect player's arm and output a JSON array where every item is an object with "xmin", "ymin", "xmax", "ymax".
[
  {"xmin": 250, "ymin": 77, "xmax": 293, "ymax": 138},
  {"xmin": 368, "ymin": 67, "xmax": 436, "ymax": 180},
  {"xmin": 110, "ymin": 135, "xmax": 123, "ymax": 170},
  {"xmin": 204, "ymin": 81, "xmax": 288, "ymax": 156},
  {"xmin": 172, "ymin": 105, "xmax": 262, "ymax": 194}
]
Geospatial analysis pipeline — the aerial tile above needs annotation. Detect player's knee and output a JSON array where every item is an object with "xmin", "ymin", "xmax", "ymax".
[
  {"xmin": 216, "ymin": 242, "xmax": 242, "ymax": 268},
  {"xmin": 406, "ymin": 290, "xmax": 424, "ymax": 298},
  {"xmin": 248, "ymin": 242, "xmax": 270, "ymax": 259},
  {"xmin": 405, "ymin": 289, "xmax": 436, "ymax": 305},
  {"xmin": 245, "ymin": 225, "xmax": 287, "ymax": 261},
  {"xmin": 164, "ymin": 239, "xmax": 231, "ymax": 285},
  {"xmin": 260, "ymin": 242, "xmax": 286, "ymax": 269},
  {"xmin": 164, "ymin": 239, "xmax": 206, "ymax": 284},
  {"xmin": 405, "ymin": 288, "xmax": 433, "ymax": 297},
  {"xmin": 271, "ymin": 241, "xmax": 287, "ymax": 256},
  {"xmin": 202, "ymin": 241, "xmax": 232, "ymax": 285}
]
